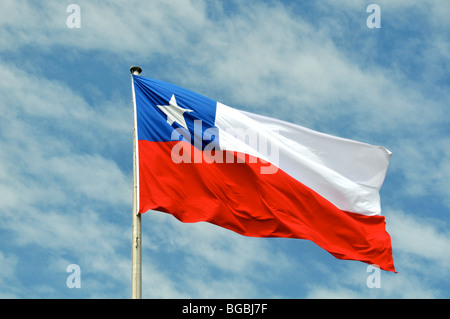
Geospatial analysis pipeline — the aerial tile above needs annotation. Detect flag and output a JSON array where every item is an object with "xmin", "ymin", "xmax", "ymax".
[{"xmin": 131, "ymin": 75, "xmax": 395, "ymax": 272}]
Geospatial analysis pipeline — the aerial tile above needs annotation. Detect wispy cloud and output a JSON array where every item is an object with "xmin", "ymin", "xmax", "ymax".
[{"xmin": 0, "ymin": 57, "xmax": 132, "ymax": 297}]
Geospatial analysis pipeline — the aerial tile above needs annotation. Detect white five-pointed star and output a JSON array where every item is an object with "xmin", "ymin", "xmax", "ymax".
[{"xmin": 157, "ymin": 94, "xmax": 193, "ymax": 130}]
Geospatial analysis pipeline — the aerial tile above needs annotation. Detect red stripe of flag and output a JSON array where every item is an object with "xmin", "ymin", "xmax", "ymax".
[{"xmin": 138, "ymin": 140, "xmax": 396, "ymax": 272}]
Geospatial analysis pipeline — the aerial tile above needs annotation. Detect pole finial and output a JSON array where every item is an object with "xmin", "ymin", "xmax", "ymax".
[{"xmin": 130, "ymin": 66, "xmax": 142, "ymax": 75}]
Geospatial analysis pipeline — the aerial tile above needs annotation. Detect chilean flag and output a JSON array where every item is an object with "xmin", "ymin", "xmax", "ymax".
[{"xmin": 132, "ymin": 75, "xmax": 396, "ymax": 272}]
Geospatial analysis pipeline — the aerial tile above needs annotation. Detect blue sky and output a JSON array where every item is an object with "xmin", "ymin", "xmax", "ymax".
[{"xmin": 0, "ymin": 0, "xmax": 449, "ymax": 299}]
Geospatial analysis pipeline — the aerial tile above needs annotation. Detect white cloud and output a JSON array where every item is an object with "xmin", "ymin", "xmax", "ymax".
[
  {"xmin": 302, "ymin": 205, "xmax": 450, "ymax": 299},
  {"xmin": 141, "ymin": 212, "xmax": 296, "ymax": 298},
  {"xmin": 387, "ymin": 136, "xmax": 450, "ymax": 207},
  {"xmin": 0, "ymin": 61, "xmax": 131, "ymax": 207},
  {"xmin": 0, "ymin": 58, "xmax": 133, "ymax": 297},
  {"xmin": 0, "ymin": 251, "xmax": 19, "ymax": 298},
  {"xmin": 0, "ymin": 0, "xmax": 208, "ymax": 58},
  {"xmin": 306, "ymin": 266, "xmax": 441, "ymax": 299},
  {"xmin": 49, "ymin": 154, "xmax": 130, "ymax": 205},
  {"xmin": 388, "ymin": 209, "xmax": 450, "ymax": 268}
]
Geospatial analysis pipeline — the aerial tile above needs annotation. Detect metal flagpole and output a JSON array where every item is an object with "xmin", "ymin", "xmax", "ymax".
[{"xmin": 130, "ymin": 66, "xmax": 143, "ymax": 299}]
